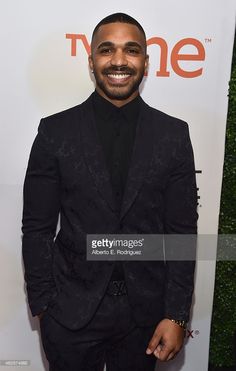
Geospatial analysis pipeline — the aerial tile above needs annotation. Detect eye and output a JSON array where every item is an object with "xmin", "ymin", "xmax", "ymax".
[
  {"xmin": 99, "ymin": 48, "xmax": 113, "ymax": 54},
  {"xmin": 127, "ymin": 48, "xmax": 140, "ymax": 54}
]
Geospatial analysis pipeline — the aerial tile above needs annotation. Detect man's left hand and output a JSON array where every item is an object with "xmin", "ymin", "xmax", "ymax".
[{"xmin": 146, "ymin": 318, "xmax": 185, "ymax": 361}]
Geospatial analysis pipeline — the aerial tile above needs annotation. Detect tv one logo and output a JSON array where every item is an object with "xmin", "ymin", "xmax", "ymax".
[{"xmin": 66, "ymin": 33, "xmax": 207, "ymax": 78}]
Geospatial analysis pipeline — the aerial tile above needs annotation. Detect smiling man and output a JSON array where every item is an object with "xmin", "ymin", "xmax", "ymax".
[
  {"xmin": 89, "ymin": 20, "xmax": 148, "ymax": 104},
  {"xmin": 22, "ymin": 13, "xmax": 198, "ymax": 371}
]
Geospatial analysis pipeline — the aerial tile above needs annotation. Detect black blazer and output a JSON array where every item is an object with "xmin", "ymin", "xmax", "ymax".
[{"xmin": 22, "ymin": 93, "xmax": 198, "ymax": 330}]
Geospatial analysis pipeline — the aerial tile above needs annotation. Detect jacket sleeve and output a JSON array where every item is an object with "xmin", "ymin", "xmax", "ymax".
[
  {"xmin": 163, "ymin": 122, "xmax": 198, "ymax": 322},
  {"xmin": 22, "ymin": 118, "xmax": 60, "ymax": 316}
]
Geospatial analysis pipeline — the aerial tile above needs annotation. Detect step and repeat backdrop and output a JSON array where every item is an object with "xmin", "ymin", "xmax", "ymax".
[{"xmin": 0, "ymin": 1, "xmax": 235, "ymax": 370}]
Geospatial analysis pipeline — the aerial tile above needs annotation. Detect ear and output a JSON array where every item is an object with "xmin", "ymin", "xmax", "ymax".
[
  {"xmin": 88, "ymin": 55, "xmax": 94, "ymax": 73},
  {"xmin": 144, "ymin": 54, "xmax": 149, "ymax": 73}
]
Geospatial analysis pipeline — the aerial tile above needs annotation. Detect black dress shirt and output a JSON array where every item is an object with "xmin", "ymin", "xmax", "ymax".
[{"xmin": 92, "ymin": 90, "xmax": 141, "ymax": 280}]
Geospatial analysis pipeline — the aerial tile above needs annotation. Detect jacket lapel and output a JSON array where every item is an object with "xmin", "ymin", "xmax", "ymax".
[
  {"xmin": 120, "ymin": 99, "xmax": 154, "ymax": 220},
  {"xmin": 80, "ymin": 95, "xmax": 117, "ymax": 213}
]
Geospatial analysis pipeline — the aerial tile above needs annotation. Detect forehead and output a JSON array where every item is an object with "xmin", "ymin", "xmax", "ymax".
[{"xmin": 92, "ymin": 22, "xmax": 146, "ymax": 48}]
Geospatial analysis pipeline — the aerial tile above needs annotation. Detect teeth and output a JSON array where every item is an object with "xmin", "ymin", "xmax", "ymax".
[{"xmin": 108, "ymin": 74, "xmax": 130, "ymax": 79}]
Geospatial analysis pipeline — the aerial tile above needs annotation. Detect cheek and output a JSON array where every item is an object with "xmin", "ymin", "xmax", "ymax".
[
  {"xmin": 93, "ymin": 57, "xmax": 110, "ymax": 70},
  {"xmin": 128, "ymin": 58, "xmax": 146, "ymax": 71}
]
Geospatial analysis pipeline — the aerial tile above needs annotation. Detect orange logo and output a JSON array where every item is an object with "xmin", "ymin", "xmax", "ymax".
[{"xmin": 66, "ymin": 34, "xmax": 206, "ymax": 78}]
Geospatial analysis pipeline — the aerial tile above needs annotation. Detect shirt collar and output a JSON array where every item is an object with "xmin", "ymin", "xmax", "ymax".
[{"xmin": 92, "ymin": 90, "xmax": 141, "ymax": 122}]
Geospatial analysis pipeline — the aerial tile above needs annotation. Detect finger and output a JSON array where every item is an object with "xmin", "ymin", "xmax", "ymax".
[
  {"xmin": 146, "ymin": 331, "xmax": 162, "ymax": 354},
  {"xmin": 167, "ymin": 351, "xmax": 176, "ymax": 361},
  {"xmin": 156, "ymin": 345, "xmax": 174, "ymax": 361},
  {"xmin": 153, "ymin": 344, "xmax": 162, "ymax": 359}
]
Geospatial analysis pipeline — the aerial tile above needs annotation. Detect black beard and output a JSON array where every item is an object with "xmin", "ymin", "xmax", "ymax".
[{"xmin": 93, "ymin": 66, "xmax": 145, "ymax": 101}]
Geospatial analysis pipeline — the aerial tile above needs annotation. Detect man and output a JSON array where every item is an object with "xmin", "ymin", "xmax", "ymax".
[{"xmin": 22, "ymin": 13, "xmax": 198, "ymax": 371}]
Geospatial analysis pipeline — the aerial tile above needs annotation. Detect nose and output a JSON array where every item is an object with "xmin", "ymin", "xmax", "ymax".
[{"xmin": 110, "ymin": 49, "xmax": 128, "ymax": 67}]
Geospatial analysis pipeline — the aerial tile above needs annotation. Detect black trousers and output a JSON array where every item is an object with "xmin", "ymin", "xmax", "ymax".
[{"xmin": 40, "ymin": 291, "xmax": 157, "ymax": 371}]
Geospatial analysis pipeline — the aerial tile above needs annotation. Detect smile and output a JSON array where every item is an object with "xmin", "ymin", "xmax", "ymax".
[
  {"xmin": 107, "ymin": 74, "xmax": 131, "ymax": 79},
  {"xmin": 106, "ymin": 73, "xmax": 132, "ymax": 83}
]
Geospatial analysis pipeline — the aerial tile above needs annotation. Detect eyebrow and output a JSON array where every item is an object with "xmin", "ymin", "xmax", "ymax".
[{"xmin": 97, "ymin": 41, "xmax": 143, "ymax": 50}]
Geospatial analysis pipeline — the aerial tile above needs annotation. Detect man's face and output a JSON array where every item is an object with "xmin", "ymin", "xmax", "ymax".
[{"xmin": 89, "ymin": 22, "xmax": 149, "ymax": 106}]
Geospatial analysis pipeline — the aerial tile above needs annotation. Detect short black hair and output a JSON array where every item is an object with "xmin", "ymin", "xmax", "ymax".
[{"xmin": 91, "ymin": 12, "xmax": 146, "ymax": 43}]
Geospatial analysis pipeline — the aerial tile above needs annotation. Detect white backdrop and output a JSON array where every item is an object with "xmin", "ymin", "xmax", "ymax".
[{"xmin": 0, "ymin": 1, "xmax": 235, "ymax": 370}]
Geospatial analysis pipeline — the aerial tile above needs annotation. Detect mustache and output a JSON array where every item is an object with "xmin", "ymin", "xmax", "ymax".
[{"xmin": 102, "ymin": 67, "xmax": 135, "ymax": 75}]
